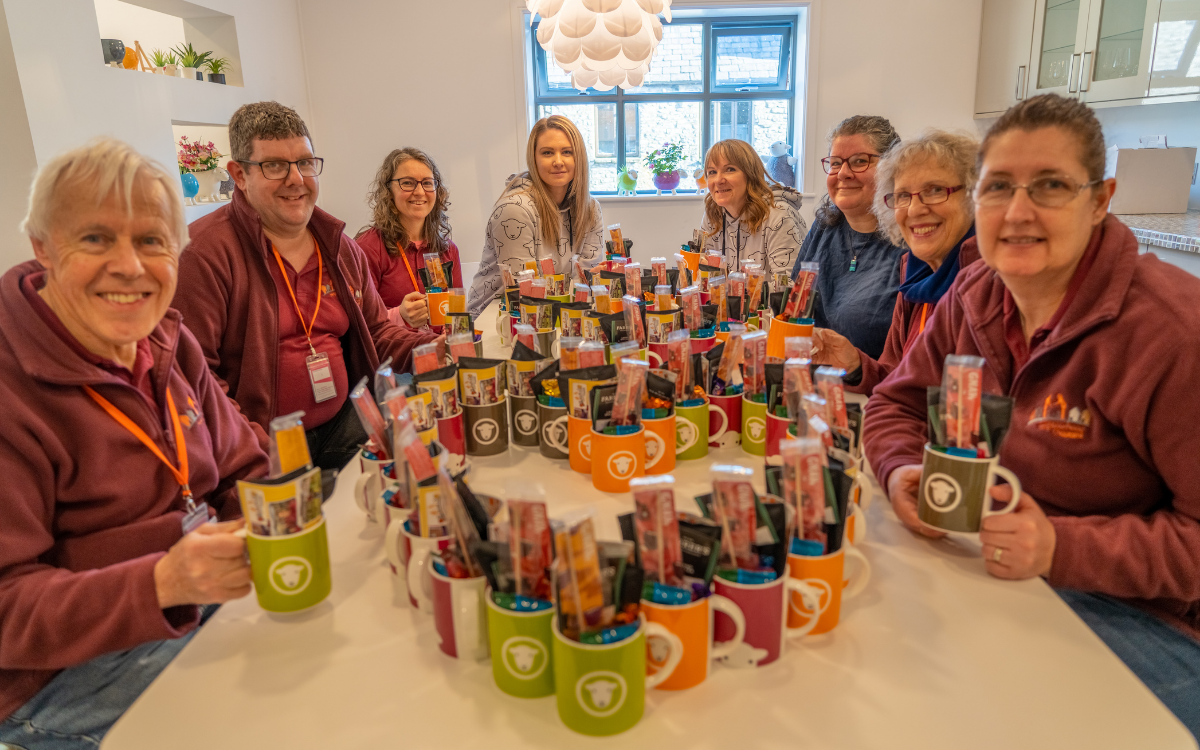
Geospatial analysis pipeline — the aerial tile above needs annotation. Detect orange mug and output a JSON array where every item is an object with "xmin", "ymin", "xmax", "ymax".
[
  {"xmin": 427, "ymin": 291, "xmax": 450, "ymax": 327},
  {"xmin": 642, "ymin": 594, "xmax": 745, "ymax": 690},
  {"xmin": 590, "ymin": 427, "xmax": 645, "ymax": 493},
  {"xmin": 765, "ymin": 316, "xmax": 814, "ymax": 360},
  {"xmin": 786, "ymin": 546, "xmax": 871, "ymax": 636},
  {"xmin": 642, "ymin": 414, "xmax": 675, "ymax": 475},
  {"xmin": 568, "ymin": 415, "xmax": 593, "ymax": 474}
]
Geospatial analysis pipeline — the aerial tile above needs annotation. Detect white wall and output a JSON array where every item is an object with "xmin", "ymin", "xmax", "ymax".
[
  {"xmin": 93, "ymin": 0, "xmax": 185, "ymax": 59},
  {"xmin": 1, "ymin": 0, "xmax": 311, "ymax": 271},
  {"xmin": 0, "ymin": 0, "xmax": 38, "ymax": 263}
]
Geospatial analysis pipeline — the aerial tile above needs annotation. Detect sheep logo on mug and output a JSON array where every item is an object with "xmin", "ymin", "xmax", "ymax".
[
  {"xmin": 501, "ymin": 636, "xmax": 547, "ymax": 680},
  {"xmin": 268, "ymin": 556, "xmax": 313, "ymax": 595},
  {"xmin": 925, "ymin": 473, "xmax": 963, "ymax": 513},
  {"xmin": 438, "ymin": 299, "xmax": 450, "ymax": 317},
  {"xmin": 515, "ymin": 410, "xmax": 538, "ymax": 436},
  {"xmin": 745, "ymin": 417, "xmax": 766, "ymax": 441},
  {"xmin": 576, "ymin": 671, "xmax": 627, "ymax": 717},
  {"xmin": 474, "ymin": 418, "xmax": 499, "ymax": 445},
  {"xmin": 608, "ymin": 451, "xmax": 637, "ymax": 479}
]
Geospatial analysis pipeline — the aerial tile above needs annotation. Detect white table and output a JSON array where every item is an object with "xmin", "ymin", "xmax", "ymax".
[{"xmin": 103, "ymin": 304, "xmax": 1196, "ymax": 750}]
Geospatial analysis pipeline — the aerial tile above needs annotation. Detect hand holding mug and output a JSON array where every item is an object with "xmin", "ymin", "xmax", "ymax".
[
  {"xmin": 154, "ymin": 520, "xmax": 253, "ymax": 608},
  {"xmin": 401, "ymin": 291, "xmax": 430, "ymax": 327},
  {"xmin": 887, "ymin": 464, "xmax": 947, "ymax": 539},
  {"xmin": 810, "ymin": 328, "xmax": 861, "ymax": 374},
  {"xmin": 980, "ymin": 486, "xmax": 1056, "ymax": 580}
]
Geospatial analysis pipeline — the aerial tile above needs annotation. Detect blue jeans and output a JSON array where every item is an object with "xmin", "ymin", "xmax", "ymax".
[
  {"xmin": 1058, "ymin": 589, "xmax": 1200, "ymax": 738},
  {"xmin": 0, "ymin": 606, "xmax": 217, "ymax": 750}
]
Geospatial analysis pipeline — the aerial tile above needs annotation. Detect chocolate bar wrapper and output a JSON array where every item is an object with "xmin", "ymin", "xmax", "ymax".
[
  {"xmin": 622, "ymin": 295, "xmax": 646, "ymax": 348},
  {"xmin": 630, "ymin": 476, "xmax": 685, "ymax": 588},
  {"xmin": 814, "ymin": 366, "xmax": 850, "ymax": 430},
  {"xmin": 610, "ymin": 358, "xmax": 649, "ymax": 426},
  {"xmin": 941, "ymin": 354, "xmax": 985, "ymax": 449},
  {"xmin": 783, "ymin": 262, "xmax": 819, "ymax": 319},
  {"xmin": 710, "ymin": 466, "xmax": 759, "ymax": 570},
  {"xmin": 510, "ymin": 499, "xmax": 553, "ymax": 600},
  {"xmin": 554, "ymin": 511, "xmax": 607, "ymax": 637}
]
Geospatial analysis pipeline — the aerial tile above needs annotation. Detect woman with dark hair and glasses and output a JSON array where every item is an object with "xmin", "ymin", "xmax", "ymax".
[
  {"xmin": 811, "ymin": 130, "xmax": 978, "ymax": 396},
  {"xmin": 865, "ymin": 94, "xmax": 1200, "ymax": 737},
  {"xmin": 791, "ymin": 115, "xmax": 904, "ymax": 359},
  {"xmin": 356, "ymin": 148, "xmax": 462, "ymax": 329}
]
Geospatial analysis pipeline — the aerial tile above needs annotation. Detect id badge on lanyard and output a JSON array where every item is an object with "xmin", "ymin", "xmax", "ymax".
[
  {"xmin": 307, "ymin": 352, "xmax": 337, "ymax": 403},
  {"xmin": 181, "ymin": 500, "xmax": 213, "ymax": 534}
]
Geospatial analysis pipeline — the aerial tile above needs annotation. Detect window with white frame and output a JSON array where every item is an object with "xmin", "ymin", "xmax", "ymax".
[{"xmin": 531, "ymin": 13, "xmax": 804, "ymax": 194}]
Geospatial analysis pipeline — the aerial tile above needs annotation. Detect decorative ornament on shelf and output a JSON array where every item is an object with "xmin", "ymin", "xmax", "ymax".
[
  {"xmin": 644, "ymin": 141, "xmax": 683, "ymax": 195},
  {"xmin": 767, "ymin": 141, "xmax": 797, "ymax": 188},
  {"xmin": 693, "ymin": 164, "xmax": 708, "ymax": 195},
  {"xmin": 616, "ymin": 166, "xmax": 639, "ymax": 195},
  {"xmin": 203, "ymin": 57, "xmax": 231, "ymax": 85},
  {"xmin": 177, "ymin": 136, "xmax": 230, "ymax": 204},
  {"xmin": 527, "ymin": 0, "xmax": 673, "ymax": 91},
  {"xmin": 180, "ymin": 173, "xmax": 199, "ymax": 206}
]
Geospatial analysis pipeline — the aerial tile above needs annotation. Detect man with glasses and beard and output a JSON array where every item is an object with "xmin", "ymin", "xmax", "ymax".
[{"xmin": 175, "ymin": 101, "xmax": 442, "ymax": 470}]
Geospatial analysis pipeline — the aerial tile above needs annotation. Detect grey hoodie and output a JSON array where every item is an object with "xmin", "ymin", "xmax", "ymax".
[
  {"xmin": 699, "ymin": 186, "xmax": 807, "ymax": 276},
  {"xmin": 467, "ymin": 173, "xmax": 604, "ymax": 316}
]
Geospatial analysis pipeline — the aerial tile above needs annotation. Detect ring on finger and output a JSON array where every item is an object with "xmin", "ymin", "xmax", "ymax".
[{"xmin": 991, "ymin": 546, "xmax": 1004, "ymax": 564}]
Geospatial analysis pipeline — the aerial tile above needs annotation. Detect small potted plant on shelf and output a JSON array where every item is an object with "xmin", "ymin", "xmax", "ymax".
[
  {"xmin": 178, "ymin": 136, "xmax": 229, "ymax": 204},
  {"xmin": 149, "ymin": 48, "xmax": 169, "ymax": 75},
  {"xmin": 643, "ymin": 142, "xmax": 685, "ymax": 195},
  {"xmin": 172, "ymin": 43, "xmax": 211, "ymax": 80},
  {"xmin": 203, "ymin": 57, "xmax": 231, "ymax": 85}
]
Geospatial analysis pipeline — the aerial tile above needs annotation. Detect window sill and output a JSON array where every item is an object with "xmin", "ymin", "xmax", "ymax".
[{"xmin": 596, "ymin": 193, "xmax": 708, "ymax": 203}]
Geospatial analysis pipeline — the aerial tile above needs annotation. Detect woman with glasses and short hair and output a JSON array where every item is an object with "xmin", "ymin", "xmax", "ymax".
[
  {"xmin": 791, "ymin": 115, "xmax": 904, "ymax": 359},
  {"xmin": 356, "ymin": 148, "xmax": 462, "ymax": 329},
  {"xmin": 865, "ymin": 94, "xmax": 1200, "ymax": 737},
  {"xmin": 811, "ymin": 130, "xmax": 978, "ymax": 395}
]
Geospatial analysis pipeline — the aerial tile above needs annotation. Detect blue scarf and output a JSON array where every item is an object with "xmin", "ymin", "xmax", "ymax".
[{"xmin": 897, "ymin": 225, "xmax": 975, "ymax": 305}]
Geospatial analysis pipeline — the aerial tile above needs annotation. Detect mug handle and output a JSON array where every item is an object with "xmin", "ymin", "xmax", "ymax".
[
  {"xmin": 643, "ymin": 622, "xmax": 684, "ymax": 689},
  {"xmin": 645, "ymin": 429, "xmax": 666, "ymax": 470},
  {"xmin": 847, "ymin": 501, "xmax": 868, "ymax": 547},
  {"xmin": 784, "ymin": 579, "xmax": 825, "ymax": 638},
  {"xmin": 985, "ymin": 466, "xmax": 1023, "ymax": 518},
  {"xmin": 710, "ymin": 404, "xmax": 728, "ymax": 442},
  {"xmin": 385, "ymin": 517, "xmax": 405, "ymax": 572},
  {"xmin": 708, "ymin": 594, "xmax": 746, "ymax": 660},
  {"xmin": 407, "ymin": 546, "xmax": 434, "ymax": 611},
  {"xmin": 544, "ymin": 415, "xmax": 570, "ymax": 453},
  {"xmin": 853, "ymin": 471, "xmax": 873, "ymax": 511},
  {"xmin": 842, "ymin": 546, "xmax": 873, "ymax": 601},
  {"xmin": 354, "ymin": 471, "xmax": 374, "ymax": 515}
]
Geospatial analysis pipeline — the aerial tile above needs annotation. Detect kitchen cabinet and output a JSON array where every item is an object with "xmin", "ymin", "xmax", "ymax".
[
  {"xmin": 1148, "ymin": 0, "xmax": 1200, "ymax": 96},
  {"xmin": 975, "ymin": 0, "xmax": 1037, "ymax": 115}
]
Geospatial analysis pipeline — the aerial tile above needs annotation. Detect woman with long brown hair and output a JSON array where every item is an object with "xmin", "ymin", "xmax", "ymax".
[
  {"xmin": 699, "ymin": 139, "xmax": 806, "ymax": 276},
  {"xmin": 356, "ymin": 147, "xmax": 462, "ymax": 328},
  {"xmin": 466, "ymin": 115, "xmax": 604, "ymax": 316}
]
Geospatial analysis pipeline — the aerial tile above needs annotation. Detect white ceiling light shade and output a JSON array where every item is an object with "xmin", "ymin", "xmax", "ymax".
[{"xmin": 528, "ymin": 0, "xmax": 671, "ymax": 90}]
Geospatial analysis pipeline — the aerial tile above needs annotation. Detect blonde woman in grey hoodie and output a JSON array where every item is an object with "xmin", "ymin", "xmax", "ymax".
[{"xmin": 467, "ymin": 116, "xmax": 604, "ymax": 316}]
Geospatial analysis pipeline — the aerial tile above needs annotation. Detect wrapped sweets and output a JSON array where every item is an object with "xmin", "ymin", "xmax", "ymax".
[
  {"xmin": 510, "ymin": 497, "xmax": 554, "ymax": 600},
  {"xmin": 814, "ymin": 366, "xmax": 849, "ymax": 431},
  {"xmin": 679, "ymin": 284, "xmax": 703, "ymax": 331},
  {"xmin": 674, "ymin": 252, "xmax": 692, "ymax": 287},
  {"xmin": 742, "ymin": 330, "xmax": 768, "ymax": 397},
  {"xmin": 783, "ymin": 357, "xmax": 815, "ymax": 418},
  {"xmin": 623, "ymin": 262, "xmax": 642, "ymax": 299},
  {"xmin": 654, "ymin": 284, "xmax": 674, "ymax": 312},
  {"xmin": 780, "ymin": 437, "xmax": 830, "ymax": 553},
  {"xmin": 436, "ymin": 469, "xmax": 484, "ymax": 578},
  {"xmin": 941, "ymin": 354, "xmax": 986, "ymax": 451},
  {"xmin": 513, "ymin": 323, "xmax": 537, "ymax": 351},
  {"xmin": 728, "ymin": 272, "xmax": 746, "ymax": 310},
  {"xmin": 651, "ymin": 256, "xmax": 668, "ymax": 286},
  {"xmin": 802, "ymin": 393, "xmax": 834, "ymax": 448},
  {"xmin": 591, "ymin": 285, "xmax": 612, "ymax": 314},
  {"xmin": 573, "ymin": 282, "xmax": 590, "ymax": 303},
  {"xmin": 571, "ymin": 254, "xmax": 589, "ymax": 284},
  {"xmin": 666, "ymin": 329, "xmax": 693, "ymax": 402},
  {"xmin": 350, "ymin": 378, "xmax": 390, "ymax": 458},
  {"xmin": 268, "ymin": 411, "xmax": 312, "ymax": 477},
  {"xmin": 528, "ymin": 277, "xmax": 548, "ymax": 300},
  {"xmin": 783, "ymin": 262, "xmax": 819, "ymax": 320},
  {"xmin": 609, "ymin": 340, "xmax": 640, "ymax": 370},
  {"xmin": 448, "ymin": 287, "xmax": 466, "ymax": 313},
  {"xmin": 560, "ymin": 336, "xmax": 583, "ymax": 371},
  {"xmin": 424, "ymin": 253, "xmax": 448, "ymax": 290},
  {"xmin": 712, "ymin": 326, "xmax": 745, "ymax": 395},
  {"xmin": 395, "ymin": 419, "xmax": 435, "ymax": 483},
  {"xmin": 447, "ymin": 332, "xmax": 476, "ymax": 363},
  {"xmin": 554, "ymin": 510, "xmax": 607, "ymax": 639},
  {"xmin": 578, "ymin": 340, "xmax": 607, "ymax": 368},
  {"xmin": 607, "ymin": 223, "xmax": 625, "ymax": 254},
  {"xmin": 708, "ymin": 275, "xmax": 727, "ymax": 323},
  {"xmin": 517, "ymin": 269, "xmax": 535, "ymax": 297},
  {"xmin": 710, "ymin": 465, "xmax": 759, "ymax": 570},
  {"xmin": 785, "ymin": 336, "xmax": 813, "ymax": 360},
  {"xmin": 746, "ymin": 267, "xmax": 766, "ymax": 318},
  {"xmin": 501, "ymin": 265, "xmax": 516, "ymax": 289},
  {"xmin": 630, "ymin": 476, "xmax": 685, "ymax": 588},
  {"xmin": 610, "ymin": 358, "xmax": 649, "ymax": 427},
  {"xmin": 412, "ymin": 342, "xmax": 442, "ymax": 375},
  {"xmin": 538, "ymin": 257, "xmax": 556, "ymax": 277},
  {"xmin": 623, "ymin": 295, "xmax": 646, "ymax": 348}
]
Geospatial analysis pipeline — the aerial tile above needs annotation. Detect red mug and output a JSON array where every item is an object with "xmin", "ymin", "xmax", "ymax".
[
  {"xmin": 765, "ymin": 410, "xmax": 791, "ymax": 459},
  {"xmin": 430, "ymin": 569, "xmax": 489, "ymax": 661},
  {"xmin": 647, "ymin": 341, "xmax": 668, "ymax": 368},
  {"xmin": 713, "ymin": 574, "xmax": 821, "ymax": 667},
  {"xmin": 437, "ymin": 409, "xmax": 467, "ymax": 474},
  {"xmin": 709, "ymin": 393, "xmax": 742, "ymax": 448}
]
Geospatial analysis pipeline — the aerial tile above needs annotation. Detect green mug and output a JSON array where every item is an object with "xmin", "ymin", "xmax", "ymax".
[
  {"xmin": 674, "ymin": 402, "xmax": 709, "ymax": 461},
  {"xmin": 740, "ymin": 394, "xmax": 768, "ymax": 457},
  {"xmin": 245, "ymin": 517, "xmax": 332, "ymax": 613},
  {"xmin": 487, "ymin": 590, "xmax": 555, "ymax": 698},
  {"xmin": 552, "ymin": 616, "xmax": 682, "ymax": 736}
]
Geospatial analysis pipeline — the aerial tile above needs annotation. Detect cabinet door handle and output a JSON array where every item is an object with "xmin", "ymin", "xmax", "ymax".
[
  {"xmin": 1080, "ymin": 51, "xmax": 1092, "ymax": 92},
  {"xmin": 1016, "ymin": 65, "xmax": 1027, "ymax": 100},
  {"xmin": 1068, "ymin": 53, "xmax": 1081, "ymax": 92}
]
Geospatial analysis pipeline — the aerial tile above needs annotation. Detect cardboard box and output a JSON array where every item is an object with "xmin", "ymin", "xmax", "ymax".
[{"xmin": 1106, "ymin": 146, "xmax": 1197, "ymax": 214}]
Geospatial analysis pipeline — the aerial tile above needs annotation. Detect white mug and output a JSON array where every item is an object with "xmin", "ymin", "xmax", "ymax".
[
  {"xmin": 354, "ymin": 453, "xmax": 395, "ymax": 526},
  {"xmin": 386, "ymin": 521, "xmax": 450, "ymax": 612}
]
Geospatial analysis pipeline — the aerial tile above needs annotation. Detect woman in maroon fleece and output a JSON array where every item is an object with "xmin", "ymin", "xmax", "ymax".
[
  {"xmin": 864, "ymin": 95, "xmax": 1200, "ymax": 734},
  {"xmin": 0, "ymin": 139, "xmax": 269, "ymax": 749}
]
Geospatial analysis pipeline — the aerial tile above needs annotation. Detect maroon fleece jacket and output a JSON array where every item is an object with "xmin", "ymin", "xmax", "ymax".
[
  {"xmin": 851, "ymin": 242, "xmax": 981, "ymax": 397},
  {"xmin": 865, "ymin": 216, "xmax": 1200, "ymax": 637},
  {"xmin": 0, "ymin": 261, "xmax": 269, "ymax": 720},
  {"xmin": 174, "ymin": 189, "xmax": 436, "ymax": 436}
]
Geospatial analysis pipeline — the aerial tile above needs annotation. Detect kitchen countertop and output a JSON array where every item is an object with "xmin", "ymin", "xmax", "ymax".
[{"xmin": 1116, "ymin": 211, "xmax": 1200, "ymax": 253}]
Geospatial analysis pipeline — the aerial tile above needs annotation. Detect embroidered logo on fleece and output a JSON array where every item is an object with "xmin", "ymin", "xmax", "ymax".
[
  {"xmin": 180, "ymin": 394, "xmax": 203, "ymax": 429},
  {"xmin": 1028, "ymin": 393, "xmax": 1090, "ymax": 439},
  {"xmin": 321, "ymin": 282, "xmax": 335, "ymax": 297}
]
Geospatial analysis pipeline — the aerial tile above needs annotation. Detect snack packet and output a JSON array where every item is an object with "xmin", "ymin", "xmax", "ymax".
[
  {"xmin": 712, "ymin": 328, "xmax": 745, "ymax": 395},
  {"xmin": 666, "ymin": 329, "xmax": 693, "ymax": 402},
  {"xmin": 447, "ymin": 332, "xmax": 476, "ymax": 363},
  {"xmin": 514, "ymin": 323, "xmax": 537, "ymax": 352},
  {"xmin": 623, "ymin": 295, "xmax": 646, "ymax": 348},
  {"xmin": 591, "ymin": 285, "xmax": 612, "ymax": 314},
  {"xmin": 680, "ymin": 284, "xmax": 703, "ymax": 331},
  {"xmin": 424, "ymin": 253, "xmax": 448, "ymax": 290},
  {"xmin": 623, "ymin": 262, "xmax": 642, "ymax": 299},
  {"xmin": 578, "ymin": 340, "xmax": 607, "ymax": 368},
  {"xmin": 350, "ymin": 378, "xmax": 389, "ymax": 458},
  {"xmin": 448, "ymin": 288, "xmax": 466, "ymax": 313},
  {"xmin": 395, "ymin": 421, "xmax": 435, "ymax": 483},
  {"xmin": 268, "ymin": 411, "xmax": 311, "ymax": 478},
  {"xmin": 709, "ymin": 275, "xmax": 727, "ymax": 323},
  {"xmin": 538, "ymin": 257, "xmax": 556, "ymax": 277},
  {"xmin": 554, "ymin": 511, "xmax": 607, "ymax": 638},
  {"xmin": 651, "ymin": 257, "xmax": 668, "ymax": 286},
  {"xmin": 607, "ymin": 224, "xmax": 624, "ymax": 254},
  {"xmin": 559, "ymin": 336, "xmax": 583, "ymax": 371},
  {"xmin": 674, "ymin": 252, "xmax": 692, "ymax": 287},
  {"xmin": 941, "ymin": 354, "xmax": 985, "ymax": 450},
  {"xmin": 630, "ymin": 476, "xmax": 684, "ymax": 588},
  {"xmin": 413, "ymin": 342, "xmax": 442, "ymax": 375},
  {"xmin": 436, "ymin": 469, "xmax": 483, "ymax": 577},
  {"xmin": 814, "ymin": 366, "xmax": 849, "ymax": 431},
  {"xmin": 509, "ymin": 496, "xmax": 553, "ymax": 600},
  {"xmin": 611, "ymin": 358, "xmax": 649, "ymax": 427},
  {"xmin": 710, "ymin": 465, "xmax": 759, "ymax": 570},
  {"xmin": 374, "ymin": 357, "xmax": 396, "ymax": 405},
  {"xmin": 728, "ymin": 272, "xmax": 746, "ymax": 309},
  {"xmin": 742, "ymin": 330, "xmax": 768, "ymax": 397},
  {"xmin": 573, "ymin": 282, "xmax": 591, "ymax": 303},
  {"xmin": 783, "ymin": 357, "xmax": 815, "ymax": 419},
  {"xmin": 785, "ymin": 336, "xmax": 813, "ymax": 360},
  {"xmin": 784, "ymin": 262, "xmax": 819, "ymax": 319},
  {"xmin": 746, "ymin": 268, "xmax": 766, "ymax": 317},
  {"xmin": 654, "ymin": 284, "xmax": 674, "ymax": 312}
]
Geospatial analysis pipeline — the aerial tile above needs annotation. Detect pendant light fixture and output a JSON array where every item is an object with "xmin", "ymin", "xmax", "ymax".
[{"xmin": 528, "ymin": 0, "xmax": 673, "ymax": 91}]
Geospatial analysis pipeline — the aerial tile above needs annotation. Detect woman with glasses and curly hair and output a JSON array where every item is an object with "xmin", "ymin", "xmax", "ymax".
[
  {"xmin": 811, "ymin": 129, "xmax": 978, "ymax": 396},
  {"xmin": 466, "ymin": 115, "xmax": 604, "ymax": 317},
  {"xmin": 699, "ymin": 139, "xmax": 806, "ymax": 277},
  {"xmin": 791, "ymin": 115, "xmax": 904, "ymax": 360},
  {"xmin": 356, "ymin": 148, "xmax": 462, "ymax": 329}
]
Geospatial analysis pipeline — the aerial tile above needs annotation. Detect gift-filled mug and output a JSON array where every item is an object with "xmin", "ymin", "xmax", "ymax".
[
  {"xmin": 918, "ymin": 443, "xmax": 1022, "ymax": 534},
  {"xmin": 430, "ymin": 568, "xmax": 489, "ymax": 661},
  {"xmin": 708, "ymin": 393, "xmax": 739, "ymax": 448},
  {"xmin": 388, "ymin": 519, "xmax": 452, "ymax": 611},
  {"xmin": 642, "ymin": 594, "xmax": 745, "ymax": 690},
  {"xmin": 764, "ymin": 410, "xmax": 791, "ymax": 459},
  {"xmin": 647, "ymin": 341, "xmax": 668, "ymax": 368},
  {"xmin": 436, "ymin": 410, "xmax": 467, "ymax": 470},
  {"xmin": 426, "ymin": 290, "xmax": 450, "ymax": 328},
  {"xmin": 829, "ymin": 447, "xmax": 872, "ymax": 547},
  {"xmin": 508, "ymin": 394, "xmax": 541, "ymax": 448},
  {"xmin": 787, "ymin": 545, "xmax": 872, "ymax": 636},
  {"xmin": 568, "ymin": 414, "xmax": 593, "ymax": 474},
  {"xmin": 690, "ymin": 332, "xmax": 716, "ymax": 355},
  {"xmin": 641, "ymin": 414, "xmax": 674, "ymax": 475},
  {"xmin": 354, "ymin": 451, "xmax": 395, "ymax": 526},
  {"xmin": 487, "ymin": 591, "xmax": 556, "ymax": 698},
  {"xmin": 539, "ymin": 402, "xmax": 570, "ymax": 459},
  {"xmin": 591, "ymin": 427, "xmax": 645, "ymax": 493},
  {"xmin": 713, "ymin": 574, "xmax": 821, "ymax": 667},
  {"xmin": 740, "ymin": 394, "xmax": 768, "ymax": 456},
  {"xmin": 674, "ymin": 402, "xmax": 709, "ymax": 461},
  {"xmin": 552, "ymin": 616, "xmax": 682, "ymax": 736},
  {"xmin": 245, "ymin": 517, "xmax": 333, "ymax": 614},
  {"xmin": 464, "ymin": 400, "xmax": 509, "ymax": 457},
  {"xmin": 765, "ymin": 316, "xmax": 814, "ymax": 360}
]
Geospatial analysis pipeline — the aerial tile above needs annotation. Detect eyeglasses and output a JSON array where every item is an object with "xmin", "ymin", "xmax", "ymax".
[
  {"xmin": 239, "ymin": 158, "xmax": 324, "ymax": 180},
  {"xmin": 883, "ymin": 185, "xmax": 965, "ymax": 209},
  {"xmin": 974, "ymin": 176, "xmax": 1102, "ymax": 208},
  {"xmin": 821, "ymin": 153, "xmax": 879, "ymax": 174},
  {"xmin": 390, "ymin": 178, "xmax": 438, "ymax": 193}
]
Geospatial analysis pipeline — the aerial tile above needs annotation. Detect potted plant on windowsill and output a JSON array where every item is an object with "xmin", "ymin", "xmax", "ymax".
[
  {"xmin": 644, "ymin": 142, "xmax": 685, "ymax": 195},
  {"xmin": 172, "ymin": 43, "xmax": 211, "ymax": 80},
  {"xmin": 203, "ymin": 57, "xmax": 231, "ymax": 84}
]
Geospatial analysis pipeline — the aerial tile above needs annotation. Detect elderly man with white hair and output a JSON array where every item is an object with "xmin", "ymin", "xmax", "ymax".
[{"xmin": 0, "ymin": 138, "xmax": 268, "ymax": 750}]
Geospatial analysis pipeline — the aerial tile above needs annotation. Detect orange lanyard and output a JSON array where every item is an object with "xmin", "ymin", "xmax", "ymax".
[
  {"xmin": 272, "ymin": 238, "xmax": 323, "ymax": 356},
  {"xmin": 919, "ymin": 303, "xmax": 929, "ymax": 333},
  {"xmin": 397, "ymin": 242, "xmax": 424, "ymax": 294},
  {"xmin": 83, "ymin": 385, "xmax": 193, "ymax": 507}
]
